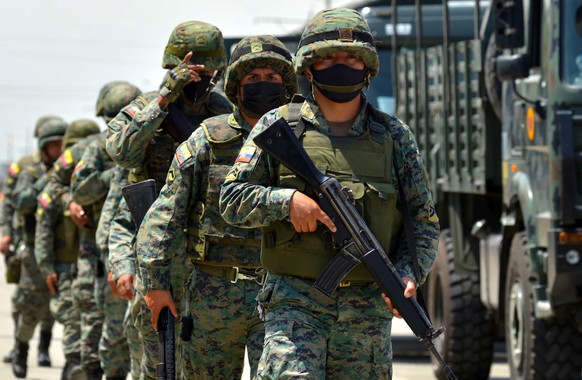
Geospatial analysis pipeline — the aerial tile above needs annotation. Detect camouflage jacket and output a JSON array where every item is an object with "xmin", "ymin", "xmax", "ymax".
[
  {"xmin": 137, "ymin": 109, "xmax": 261, "ymax": 290},
  {"xmin": 108, "ymin": 197, "xmax": 135, "ymax": 281},
  {"xmin": 13, "ymin": 159, "xmax": 49, "ymax": 244},
  {"xmin": 220, "ymin": 96, "xmax": 439, "ymax": 284},
  {"xmin": 0, "ymin": 152, "xmax": 39, "ymax": 237}
]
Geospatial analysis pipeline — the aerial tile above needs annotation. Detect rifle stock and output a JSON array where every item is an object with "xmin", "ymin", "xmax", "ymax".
[{"xmin": 253, "ymin": 117, "xmax": 457, "ymax": 380}]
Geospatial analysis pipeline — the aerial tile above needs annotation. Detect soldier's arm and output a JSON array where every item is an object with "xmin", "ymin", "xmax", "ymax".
[
  {"xmin": 108, "ymin": 198, "xmax": 137, "ymax": 281},
  {"xmin": 14, "ymin": 166, "xmax": 42, "ymax": 214},
  {"xmin": 0, "ymin": 163, "xmax": 19, "ymax": 238},
  {"xmin": 71, "ymin": 139, "xmax": 115, "ymax": 206},
  {"xmin": 390, "ymin": 119, "xmax": 439, "ymax": 285},
  {"xmin": 219, "ymin": 114, "xmax": 296, "ymax": 228},
  {"xmin": 137, "ymin": 131, "xmax": 205, "ymax": 291},
  {"xmin": 34, "ymin": 185, "xmax": 60, "ymax": 278},
  {"xmin": 96, "ymin": 167, "xmax": 128, "ymax": 263},
  {"xmin": 106, "ymin": 92, "xmax": 167, "ymax": 168}
]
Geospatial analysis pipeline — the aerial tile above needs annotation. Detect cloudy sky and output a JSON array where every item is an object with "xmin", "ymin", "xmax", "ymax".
[{"xmin": 0, "ymin": 0, "xmax": 361, "ymax": 163}]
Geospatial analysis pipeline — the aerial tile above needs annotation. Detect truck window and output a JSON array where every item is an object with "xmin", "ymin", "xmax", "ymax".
[{"xmin": 562, "ymin": 2, "xmax": 582, "ymax": 87}]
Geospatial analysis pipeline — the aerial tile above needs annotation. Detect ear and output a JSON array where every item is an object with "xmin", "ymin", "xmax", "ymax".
[{"xmin": 304, "ymin": 69, "xmax": 313, "ymax": 82}]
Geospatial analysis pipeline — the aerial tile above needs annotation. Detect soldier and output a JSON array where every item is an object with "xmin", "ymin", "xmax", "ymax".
[
  {"xmin": 0, "ymin": 115, "xmax": 63, "ymax": 364},
  {"xmin": 11, "ymin": 118, "xmax": 67, "ymax": 378},
  {"xmin": 71, "ymin": 81, "xmax": 141, "ymax": 380},
  {"xmin": 137, "ymin": 35, "xmax": 297, "ymax": 378},
  {"xmin": 35, "ymin": 119, "xmax": 101, "ymax": 380},
  {"xmin": 105, "ymin": 20, "xmax": 233, "ymax": 379},
  {"xmin": 220, "ymin": 8, "xmax": 439, "ymax": 379}
]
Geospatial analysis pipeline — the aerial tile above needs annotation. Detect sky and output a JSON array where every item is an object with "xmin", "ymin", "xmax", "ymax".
[{"xmin": 0, "ymin": 0, "xmax": 361, "ymax": 163}]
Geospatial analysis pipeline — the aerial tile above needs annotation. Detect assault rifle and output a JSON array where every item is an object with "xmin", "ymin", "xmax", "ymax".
[
  {"xmin": 121, "ymin": 179, "xmax": 175, "ymax": 380},
  {"xmin": 253, "ymin": 118, "xmax": 457, "ymax": 380}
]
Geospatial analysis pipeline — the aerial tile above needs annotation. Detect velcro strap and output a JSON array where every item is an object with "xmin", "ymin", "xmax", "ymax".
[
  {"xmin": 298, "ymin": 29, "xmax": 375, "ymax": 49},
  {"xmin": 230, "ymin": 43, "xmax": 292, "ymax": 63}
]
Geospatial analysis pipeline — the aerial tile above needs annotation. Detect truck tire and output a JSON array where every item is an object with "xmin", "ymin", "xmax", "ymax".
[
  {"xmin": 485, "ymin": 34, "xmax": 502, "ymax": 122},
  {"xmin": 505, "ymin": 232, "xmax": 582, "ymax": 379},
  {"xmin": 427, "ymin": 229, "xmax": 494, "ymax": 380}
]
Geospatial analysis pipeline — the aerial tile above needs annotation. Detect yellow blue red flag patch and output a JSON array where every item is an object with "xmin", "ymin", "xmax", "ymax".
[
  {"xmin": 235, "ymin": 146, "xmax": 256, "ymax": 163},
  {"xmin": 175, "ymin": 142, "xmax": 192, "ymax": 165}
]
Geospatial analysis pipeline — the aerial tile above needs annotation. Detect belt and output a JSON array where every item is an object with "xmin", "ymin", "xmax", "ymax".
[{"xmin": 195, "ymin": 263, "xmax": 264, "ymax": 285}]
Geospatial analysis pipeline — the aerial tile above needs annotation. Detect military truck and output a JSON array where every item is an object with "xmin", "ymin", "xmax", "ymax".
[{"xmin": 393, "ymin": 0, "xmax": 582, "ymax": 379}]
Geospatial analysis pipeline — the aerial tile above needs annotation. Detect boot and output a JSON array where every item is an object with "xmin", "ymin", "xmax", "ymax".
[
  {"xmin": 86, "ymin": 367, "xmax": 104, "ymax": 380},
  {"xmin": 2, "ymin": 341, "xmax": 16, "ymax": 363},
  {"xmin": 62, "ymin": 354, "xmax": 87, "ymax": 380},
  {"xmin": 11, "ymin": 341, "xmax": 28, "ymax": 379},
  {"xmin": 38, "ymin": 330, "xmax": 52, "ymax": 367}
]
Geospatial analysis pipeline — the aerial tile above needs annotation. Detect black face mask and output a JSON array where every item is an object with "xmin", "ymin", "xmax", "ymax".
[
  {"xmin": 182, "ymin": 75, "xmax": 212, "ymax": 102},
  {"xmin": 311, "ymin": 64, "xmax": 366, "ymax": 103},
  {"xmin": 240, "ymin": 82, "xmax": 286, "ymax": 118}
]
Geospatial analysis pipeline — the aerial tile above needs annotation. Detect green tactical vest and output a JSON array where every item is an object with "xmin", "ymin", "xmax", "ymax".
[
  {"xmin": 128, "ymin": 132, "xmax": 179, "ymax": 193},
  {"xmin": 188, "ymin": 114, "xmax": 261, "ymax": 267},
  {"xmin": 17, "ymin": 162, "xmax": 44, "ymax": 245},
  {"xmin": 261, "ymin": 109, "xmax": 403, "ymax": 281},
  {"xmin": 55, "ymin": 209, "xmax": 80, "ymax": 263}
]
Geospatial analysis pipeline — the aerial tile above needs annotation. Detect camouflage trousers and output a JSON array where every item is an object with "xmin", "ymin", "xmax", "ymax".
[
  {"xmin": 125, "ymin": 297, "xmax": 143, "ymax": 380},
  {"xmin": 255, "ymin": 274, "xmax": 393, "ymax": 380},
  {"xmin": 95, "ymin": 275, "xmax": 130, "ymax": 378},
  {"xmin": 180, "ymin": 267, "xmax": 264, "ymax": 379},
  {"xmin": 72, "ymin": 256, "xmax": 104, "ymax": 372},
  {"xmin": 50, "ymin": 264, "xmax": 81, "ymax": 358},
  {"xmin": 15, "ymin": 243, "xmax": 54, "ymax": 342},
  {"xmin": 133, "ymin": 253, "xmax": 191, "ymax": 379}
]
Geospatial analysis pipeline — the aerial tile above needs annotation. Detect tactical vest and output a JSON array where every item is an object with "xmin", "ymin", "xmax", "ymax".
[
  {"xmin": 129, "ymin": 133, "xmax": 179, "ymax": 193},
  {"xmin": 17, "ymin": 162, "xmax": 44, "ymax": 245},
  {"xmin": 261, "ymin": 106, "xmax": 403, "ymax": 281},
  {"xmin": 188, "ymin": 114, "xmax": 261, "ymax": 268}
]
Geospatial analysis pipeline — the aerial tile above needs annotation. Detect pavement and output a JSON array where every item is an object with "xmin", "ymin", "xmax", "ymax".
[{"xmin": 0, "ymin": 257, "xmax": 510, "ymax": 380}]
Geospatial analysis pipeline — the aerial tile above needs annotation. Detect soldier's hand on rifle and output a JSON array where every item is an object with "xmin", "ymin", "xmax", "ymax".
[
  {"xmin": 0, "ymin": 235, "xmax": 12, "ymax": 255},
  {"xmin": 159, "ymin": 51, "xmax": 205, "ymax": 104},
  {"xmin": 68, "ymin": 201, "xmax": 89, "ymax": 228},
  {"xmin": 145, "ymin": 289, "xmax": 179, "ymax": 329},
  {"xmin": 116, "ymin": 273, "xmax": 136, "ymax": 300},
  {"xmin": 46, "ymin": 273, "xmax": 58, "ymax": 296},
  {"xmin": 382, "ymin": 276, "xmax": 416, "ymax": 318},
  {"xmin": 289, "ymin": 191, "xmax": 337, "ymax": 233}
]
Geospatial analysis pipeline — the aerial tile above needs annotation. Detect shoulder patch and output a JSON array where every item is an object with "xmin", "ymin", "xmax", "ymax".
[
  {"xmin": 167, "ymin": 167, "xmax": 176, "ymax": 183},
  {"xmin": 124, "ymin": 105, "xmax": 139, "ymax": 118},
  {"xmin": 175, "ymin": 142, "xmax": 193, "ymax": 166},
  {"xmin": 60, "ymin": 149, "xmax": 74, "ymax": 167},
  {"xmin": 8, "ymin": 163, "xmax": 20, "ymax": 176},
  {"xmin": 74, "ymin": 159, "xmax": 85, "ymax": 173},
  {"xmin": 235, "ymin": 146, "xmax": 256, "ymax": 163},
  {"xmin": 38, "ymin": 192, "xmax": 53, "ymax": 208}
]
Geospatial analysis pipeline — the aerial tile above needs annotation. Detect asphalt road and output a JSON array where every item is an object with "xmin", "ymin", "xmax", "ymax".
[{"xmin": 0, "ymin": 258, "xmax": 511, "ymax": 379}]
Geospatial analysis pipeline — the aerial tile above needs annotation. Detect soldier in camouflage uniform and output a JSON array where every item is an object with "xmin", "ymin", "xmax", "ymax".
[
  {"xmin": 71, "ymin": 81, "xmax": 141, "ymax": 380},
  {"xmin": 105, "ymin": 20, "xmax": 233, "ymax": 380},
  {"xmin": 220, "ymin": 8, "xmax": 439, "ymax": 379},
  {"xmin": 35, "ymin": 119, "xmax": 101, "ymax": 380},
  {"xmin": 0, "ymin": 115, "xmax": 63, "ymax": 364},
  {"xmin": 11, "ymin": 118, "xmax": 67, "ymax": 378},
  {"xmin": 137, "ymin": 35, "xmax": 297, "ymax": 379}
]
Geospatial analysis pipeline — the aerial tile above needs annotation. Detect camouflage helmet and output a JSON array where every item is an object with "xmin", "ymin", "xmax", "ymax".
[
  {"xmin": 162, "ymin": 21, "xmax": 227, "ymax": 71},
  {"xmin": 96, "ymin": 81, "xmax": 142, "ymax": 122},
  {"xmin": 224, "ymin": 35, "xmax": 297, "ymax": 105},
  {"xmin": 295, "ymin": 8, "xmax": 379, "ymax": 77},
  {"xmin": 38, "ymin": 118, "xmax": 67, "ymax": 149},
  {"xmin": 62, "ymin": 119, "xmax": 100, "ymax": 148},
  {"xmin": 34, "ymin": 115, "xmax": 65, "ymax": 138}
]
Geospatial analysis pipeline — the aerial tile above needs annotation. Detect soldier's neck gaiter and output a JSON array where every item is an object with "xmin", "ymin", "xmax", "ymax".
[
  {"xmin": 182, "ymin": 75, "xmax": 212, "ymax": 103},
  {"xmin": 311, "ymin": 64, "xmax": 366, "ymax": 103},
  {"xmin": 240, "ymin": 82, "xmax": 286, "ymax": 119}
]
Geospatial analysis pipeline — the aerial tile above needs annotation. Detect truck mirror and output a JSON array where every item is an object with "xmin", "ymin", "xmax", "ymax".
[
  {"xmin": 496, "ymin": 54, "xmax": 530, "ymax": 81},
  {"xmin": 493, "ymin": 0, "xmax": 525, "ymax": 49}
]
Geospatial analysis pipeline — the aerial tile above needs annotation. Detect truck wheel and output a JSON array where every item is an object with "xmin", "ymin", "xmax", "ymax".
[
  {"xmin": 505, "ymin": 232, "xmax": 582, "ymax": 379},
  {"xmin": 427, "ymin": 229, "xmax": 494, "ymax": 380}
]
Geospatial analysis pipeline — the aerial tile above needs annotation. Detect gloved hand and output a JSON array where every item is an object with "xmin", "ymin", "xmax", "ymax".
[{"xmin": 159, "ymin": 61, "xmax": 192, "ymax": 102}]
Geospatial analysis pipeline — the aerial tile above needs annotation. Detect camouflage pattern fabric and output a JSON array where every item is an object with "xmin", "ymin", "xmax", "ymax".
[
  {"xmin": 161, "ymin": 21, "xmax": 227, "ymax": 70},
  {"xmin": 220, "ymin": 95, "xmax": 439, "ymax": 377},
  {"xmin": 294, "ymin": 8, "xmax": 379, "ymax": 77},
  {"xmin": 136, "ymin": 109, "xmax": 264, "ymax": 378},
  {"xmin": 255, "ymin": 274, "xmax": 393, "ymax": 379},
  {"xmin": 180, "ymin": 269, "xmax": 264, "ymax": 379},
  {"xmin": 124, "ymin": 298, "xmax": 143, "ymax": 380},
  {"xmin": 13, "ymin": 160, "xmax": 54, "ymax": 344},
  {"xmin": 49, "ymin": 266, "xmax": 81, "ymax": 358}
]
